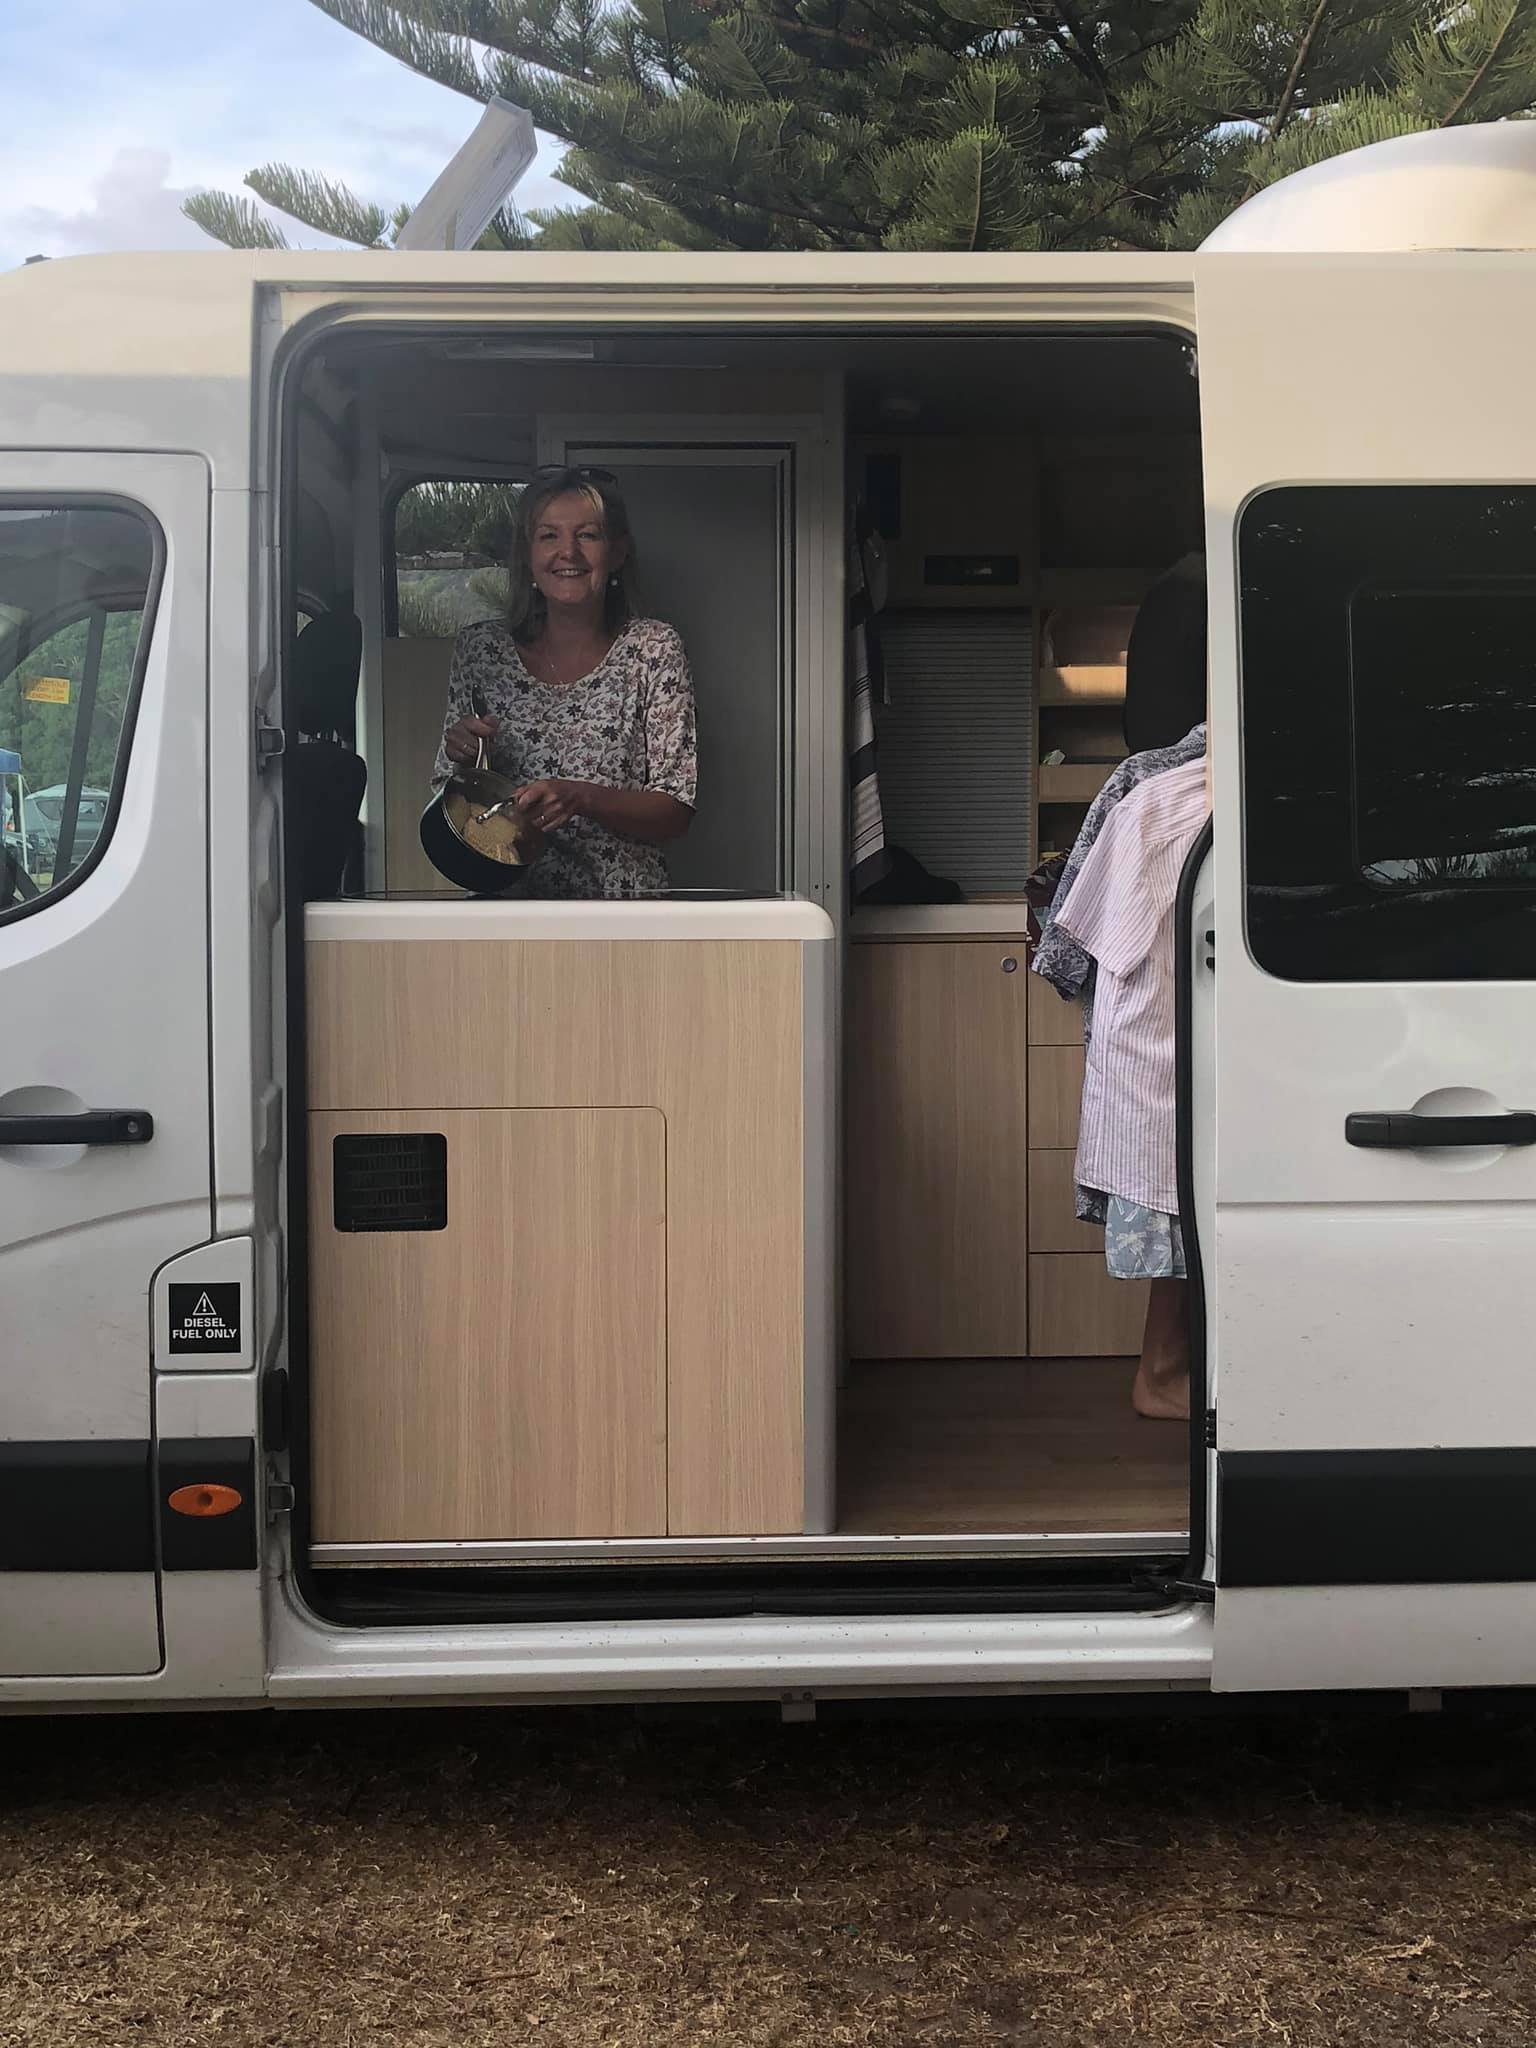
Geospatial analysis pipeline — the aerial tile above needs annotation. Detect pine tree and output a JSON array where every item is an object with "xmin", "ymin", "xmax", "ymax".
[{"xmin": 184, "ymin": 0, "xmax": 1536, "ymax": 255}]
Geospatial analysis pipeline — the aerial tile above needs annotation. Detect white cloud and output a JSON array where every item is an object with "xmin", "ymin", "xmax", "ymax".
[
  {"xmin": 9, "ymin": 147, "xmax": 210, "ymax": 262},
  {"xmin": 0, "ymin": 0, "xmax": 581, "ymax": 270}
]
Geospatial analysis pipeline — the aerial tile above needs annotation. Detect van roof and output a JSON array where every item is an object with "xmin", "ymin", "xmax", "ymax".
[
  {"xmin": 0, "ymin": 242, "xmax": 1197, "ymax": 375},
  {"xmin": 0, "ymin": 248, "xmax": 1196, "ymax": 488}
]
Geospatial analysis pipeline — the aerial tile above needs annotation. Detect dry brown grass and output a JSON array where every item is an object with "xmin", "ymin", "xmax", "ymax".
[{"xmin": 2, "ymin": 1702, "xmax": 1535, "ymax": 2046}]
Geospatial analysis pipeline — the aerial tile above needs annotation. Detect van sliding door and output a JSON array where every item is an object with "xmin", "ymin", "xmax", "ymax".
[
  {"xmin": 0, "ymin": 453, "xmax": 252, "ymax": 1688},
  {"xmin": 1197, "ymin": 251, "xmax": 1536, "ymax": 1691}
]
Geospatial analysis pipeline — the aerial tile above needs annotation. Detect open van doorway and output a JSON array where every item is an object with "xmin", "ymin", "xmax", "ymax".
[{"xmin": 276, "ymin": 314, "xmax": 1205, "ymax": 1619}]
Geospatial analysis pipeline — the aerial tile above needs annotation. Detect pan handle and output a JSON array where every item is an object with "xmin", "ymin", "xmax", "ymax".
[{"xmin": 469, "ymin": 686, "xmax": 490, "ymax": 774}]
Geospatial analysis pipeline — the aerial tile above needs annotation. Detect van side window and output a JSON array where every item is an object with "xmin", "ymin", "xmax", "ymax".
[
  {"xmin": 389, "ymin": 481, "xmax": 522, "ymax": 637},
  {"xmin": 1240, "ymin": 486, "xmax": 1536, "ymax": 982},
  {"xmin": 0, "ymin": 502, "xmax": 159, "ymax": 920}
]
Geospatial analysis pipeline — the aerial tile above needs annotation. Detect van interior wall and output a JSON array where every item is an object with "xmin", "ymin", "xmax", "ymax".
[{"xmin": 288, "ymin": 327, "xmax": 1202, "ymax": 1565}]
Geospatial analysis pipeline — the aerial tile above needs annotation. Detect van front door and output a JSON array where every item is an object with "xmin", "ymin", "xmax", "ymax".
[
  {"xmin": 1197, "ymin": 251, "xmax": 1536, "ymax": 1690},
  {"xmin": 0, "ymin": 454, "xmax": 211, "ymax": 1679}
]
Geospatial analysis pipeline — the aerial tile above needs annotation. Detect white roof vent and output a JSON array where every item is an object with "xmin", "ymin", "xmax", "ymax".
[{"xmin": 1201, "ymin": 120, "xmax": 1536, "ymax": 254}]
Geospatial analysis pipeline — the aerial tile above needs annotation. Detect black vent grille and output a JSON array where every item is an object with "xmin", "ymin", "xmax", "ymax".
[{"xmin": 333, "ymin": 1133, "xmax": 448, "ymax": 1232}]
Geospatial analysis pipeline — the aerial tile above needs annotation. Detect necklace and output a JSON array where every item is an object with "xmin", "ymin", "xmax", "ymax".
[{"xmin": 525, "ymin": 636, "xmax": 605, "ymax": 688}]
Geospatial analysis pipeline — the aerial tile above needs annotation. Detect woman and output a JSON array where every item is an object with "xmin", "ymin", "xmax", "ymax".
[{"xmin": 435, "ymin": 466, "xmax": 696, "ymax": 898}]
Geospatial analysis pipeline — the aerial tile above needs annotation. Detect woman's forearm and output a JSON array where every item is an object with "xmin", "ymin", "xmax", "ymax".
[{"xmin": 579, "ymin": 784, "xmax": 693, "ymax": 844}]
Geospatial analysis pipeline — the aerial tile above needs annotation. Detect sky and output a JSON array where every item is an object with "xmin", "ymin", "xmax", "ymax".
[{"xmin": 0, "ymin": 0, "xmax": 576, "ymax": 271}]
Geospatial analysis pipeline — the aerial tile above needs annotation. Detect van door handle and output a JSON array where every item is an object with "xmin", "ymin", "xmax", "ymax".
[
  {"xmin": 1346, "ymin": 1111, "xmax": 1536, "ymax": 1148},
  {"xmin": 0, "ymin": 1110, "xmax": 154, "ymax": 1145}
]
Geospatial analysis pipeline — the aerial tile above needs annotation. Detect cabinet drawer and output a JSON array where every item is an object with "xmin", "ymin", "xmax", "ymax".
[
  {"xmin": 1029, "ymin": 1254, "xmax": 1147, "ymax": 1356},
  {"xmin": 1028, "ymin": 1151, "xmax": 1105, "ymax": 1253},
  {"xmin": 1027, "ymin": 972, "xmax": 1084, "ymax": 1046},
  {"xmin": 1027, "ymin": 1044, "xmax": 1085, "ymax": 1149}
]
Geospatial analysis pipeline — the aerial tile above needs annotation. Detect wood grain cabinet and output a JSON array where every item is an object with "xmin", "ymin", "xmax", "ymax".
[
  {"xmin": 311, "ymin": 1108, "xmax": 666, "ymax": 1543},
  {"xmin": 848, "ymin": 943, "xmax": 1144, "ymax": 1361},
  {"xmin": 846, "ymin": 942, "xmax": 1030, "ymax": 1358}
]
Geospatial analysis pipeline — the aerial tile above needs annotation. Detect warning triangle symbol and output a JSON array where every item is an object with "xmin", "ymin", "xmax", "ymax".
[{"xmin": 192, "ymin": 1292, "xmax": 218, "ymax": 1317}]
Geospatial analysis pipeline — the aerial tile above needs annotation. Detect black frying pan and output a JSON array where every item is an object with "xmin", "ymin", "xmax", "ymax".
[{"xmin": 418, "ymin": 689, "xmax": 545, "ymax": 893}]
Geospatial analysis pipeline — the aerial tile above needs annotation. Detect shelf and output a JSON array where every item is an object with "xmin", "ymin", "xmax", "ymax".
[
  {"xmin": 1039, "ymin": 665, "xmax": 1126, "ymax": 706},
  {"xmin": 1039, "ymin": 763, "xmax": 1112, "ymax": 804}
]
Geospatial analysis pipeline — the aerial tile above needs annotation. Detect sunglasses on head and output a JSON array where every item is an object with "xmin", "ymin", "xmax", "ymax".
[{"xmin": 533, "ymin": 463, "xmax": 618, "ymax": 485}]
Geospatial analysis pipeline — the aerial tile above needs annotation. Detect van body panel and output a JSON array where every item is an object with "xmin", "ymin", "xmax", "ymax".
[
  {"xmin": 267, "ymin": 1585, "xmax": 1213, "ymax": 1701},
  {"xmin": 0, "ymin": 450, "xmax": 212, "ymax": 1678},
  {"xmin": 1197, "ymin": 248, "xmax": 1536, "ymax": 1688}
]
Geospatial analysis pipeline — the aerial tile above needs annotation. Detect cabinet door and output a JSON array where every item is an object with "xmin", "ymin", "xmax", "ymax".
[
  {"xmin": 310, "ymin": 1107, "xmax": 667, "ymax": 1542},
  {"xmin": 846, "ymin": 944, "xmax": 1028, "ymax": 1358}
]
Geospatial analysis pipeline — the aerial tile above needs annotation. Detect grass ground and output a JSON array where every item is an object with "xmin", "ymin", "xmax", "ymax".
[{"xmin": 2, "ymin": 1702, "xmax": 1534, "ymax": 2046}]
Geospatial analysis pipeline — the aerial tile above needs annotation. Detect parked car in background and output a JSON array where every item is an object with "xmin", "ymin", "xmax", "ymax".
[{"xmin": 24, "ymin": 784, "xmax": 110, "ymax": 871}]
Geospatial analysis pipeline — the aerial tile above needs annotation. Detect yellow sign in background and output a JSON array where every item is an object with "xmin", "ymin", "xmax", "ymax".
[{"xmin": 23, "ymin": 676, "xmax": 71, "ymax": 705}]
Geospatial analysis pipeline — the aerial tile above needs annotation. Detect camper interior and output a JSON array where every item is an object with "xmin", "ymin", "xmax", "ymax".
[{"xmin": 282, "ymin": 320, "xmax": 1204, "ymax": 1606}]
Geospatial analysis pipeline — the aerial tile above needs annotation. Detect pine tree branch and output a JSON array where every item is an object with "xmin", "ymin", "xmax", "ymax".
[
  {"xmin": 757, "ymin": 2, "xmax": 872, "ymax": 58},
  {"xmin": 1438, "ymin": 4, "xmax": 1519, "ymax": 127},
  {"xmin": 1053, "ymin": 135, "xmax": 1191, "ymax": 246},
  {"xmin": 1268, "ymin": 0, "xmax": 1331, "ymax": 140},
  {"xmin": 247, "ymin": 166, "xmax": 392, "ymax": 246},
  {"xmin": 1046, "ymin": 0, "xmax": 1119, "ymax": 107},
  {"xmin": 182, "ymin": 191, "xmax": 291, "ymax": 250}
]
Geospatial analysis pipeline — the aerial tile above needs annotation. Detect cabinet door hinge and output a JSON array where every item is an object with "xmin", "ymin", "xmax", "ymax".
[
  {"xmin": 266, "ymin": 1480, "xmax": 296, "ymax": 1518},
  {"xmin": 256, "ymin": 716, "xmax": 285, "ymax": 765},
  {"xmin": 1204, "ymin": 1407, "xmax": 1217, "ymax": 1450}
]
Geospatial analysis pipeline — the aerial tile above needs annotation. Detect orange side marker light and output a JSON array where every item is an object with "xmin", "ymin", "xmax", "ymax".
[{"xmin": 168, "ymin": 1483, "xmax": 243, "ymax": 1518}]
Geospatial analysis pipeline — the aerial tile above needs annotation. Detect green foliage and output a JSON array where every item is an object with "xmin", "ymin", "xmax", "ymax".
[
  {"xmin": 182, "ymin": 0, "xmax": 1536, "ymax": 256},
  {"xmin": 0, "ymin": 611, "xmax": 142, "ymax": 794},
  {"xmin": 395, "ymin": 481, "xmax": 524, "ymax": 560},
  {"xmin": 181, "ymin": 191, "xmax": 290, "ymax": 250},
  {"xmin": 246, "ymin": 168, "xmax": 394, "ymax": 247},
  {"xmin": 394, "ymin": 484, "xmax": 522, "ymax": 636}
]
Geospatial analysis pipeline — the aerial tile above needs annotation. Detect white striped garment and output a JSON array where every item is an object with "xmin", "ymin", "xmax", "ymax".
[{"xmin": 1050, "ymin": 758, "xmax": 1208, "ymax": 1214}]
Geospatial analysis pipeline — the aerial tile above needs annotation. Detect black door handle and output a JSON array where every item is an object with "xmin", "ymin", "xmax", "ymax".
[
  {"xmin": 0, "ymin": 1110, "xmax": 154, "ymax": 1145},
  {"xmin": 1346, "ymin": 1111, "xmax": 1536, "ymax": 1149}
]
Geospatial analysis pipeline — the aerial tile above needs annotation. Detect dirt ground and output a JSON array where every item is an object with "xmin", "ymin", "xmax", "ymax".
[{"xmin": 2, "ymin": 1700, "xmax": 1536, "ymax": 2047}]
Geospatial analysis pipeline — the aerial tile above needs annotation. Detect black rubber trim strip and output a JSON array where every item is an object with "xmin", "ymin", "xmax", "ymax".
[
  {"xmin": 311, "ymin": 1558, "xmax": 1186, "ymax": 1629},
  {"xmin": 1219, "ymin": 1447, "xmax": 1536, "ymax": 1586},
  {"xmin": 1174, "ymin": 816, "xmax": 1214, "ymax": 1578},
  {"xmin": 0, "ymin": 1440, "xmax": 153, "ymax": 1572},
  {"xmin": 158, "ymin": 1438, "xmax": 258, "ymax": 1571}
]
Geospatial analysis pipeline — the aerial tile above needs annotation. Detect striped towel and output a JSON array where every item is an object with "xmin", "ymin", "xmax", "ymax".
[{"xmin": 849, "ymin": 509, "xmax": 890, "ymax": 894}]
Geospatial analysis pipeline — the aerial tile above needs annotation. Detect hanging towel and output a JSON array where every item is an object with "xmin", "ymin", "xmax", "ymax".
[{"xmin": 849, "ymin": 501, "xmax": 891, "ymax": 895}]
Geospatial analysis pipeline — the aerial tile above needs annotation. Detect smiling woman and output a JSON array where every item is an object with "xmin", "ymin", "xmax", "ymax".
[{"xmin": 430, "ymin": 467, "xmax": 698, "ymax": 899}]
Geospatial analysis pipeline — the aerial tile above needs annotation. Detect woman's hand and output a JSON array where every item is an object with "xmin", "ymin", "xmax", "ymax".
[
  {"xmin": 514, "ymin": 778, "xmax": 588, "ymax": 834},
  {"xmin": 443, "ymin": 710, "xmax": 499, "ymax": 769}
]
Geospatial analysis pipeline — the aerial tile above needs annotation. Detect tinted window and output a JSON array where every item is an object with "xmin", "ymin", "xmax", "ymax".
[
  {"xmin": 1241, "ymin": 487, "xmax": 1536, "ymax": 981},
  {"xmin": 0, "ymin": 503, "xmax": 158, "ymax": 919}
]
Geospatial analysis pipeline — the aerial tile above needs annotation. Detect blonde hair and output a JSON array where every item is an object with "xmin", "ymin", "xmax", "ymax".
[{"xmin": 506, "ymin": 469, "xmax": 638, "ymax": 640}]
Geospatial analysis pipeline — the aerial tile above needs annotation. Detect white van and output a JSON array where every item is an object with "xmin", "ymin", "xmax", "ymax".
[{"xmin": 4, "ymin": 122, "xmax": 1536, "ymax": 1714}]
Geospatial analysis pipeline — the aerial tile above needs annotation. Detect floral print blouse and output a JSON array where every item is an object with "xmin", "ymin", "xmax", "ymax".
[{"xmin": 433, "ymin": 616, "xmax": 698, "ymax": 899}]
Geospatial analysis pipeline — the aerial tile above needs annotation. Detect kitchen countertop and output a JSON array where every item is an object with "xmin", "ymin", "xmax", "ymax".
[{"xmin": 305, "ymin": 893, "xmax": 834, "ymax": 943}]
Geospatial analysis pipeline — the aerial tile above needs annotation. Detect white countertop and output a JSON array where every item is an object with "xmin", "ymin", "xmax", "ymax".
[{"xmin": 306, "ymin": 893, "xmax": 834, "ymax": 943}]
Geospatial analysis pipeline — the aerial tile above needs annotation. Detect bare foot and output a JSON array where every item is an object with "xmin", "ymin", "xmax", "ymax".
[
  {"xmin": 1132, "ymin": 1365, "xmax": 1190, "ymax": 1420},
  {"xmin": 1132, "ymin": 1278, "xmax": 1190, "ymax": 1420}
]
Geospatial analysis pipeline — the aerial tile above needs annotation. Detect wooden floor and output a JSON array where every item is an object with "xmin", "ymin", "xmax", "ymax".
[{"xmin": 837, "ymin": 1357, "xmax": 1189, "ymax": 1537}]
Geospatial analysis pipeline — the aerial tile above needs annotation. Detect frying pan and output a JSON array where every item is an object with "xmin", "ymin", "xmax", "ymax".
[{"xmin": 418, "ymin": 689, "xmax": 546, "ymax": 892}]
